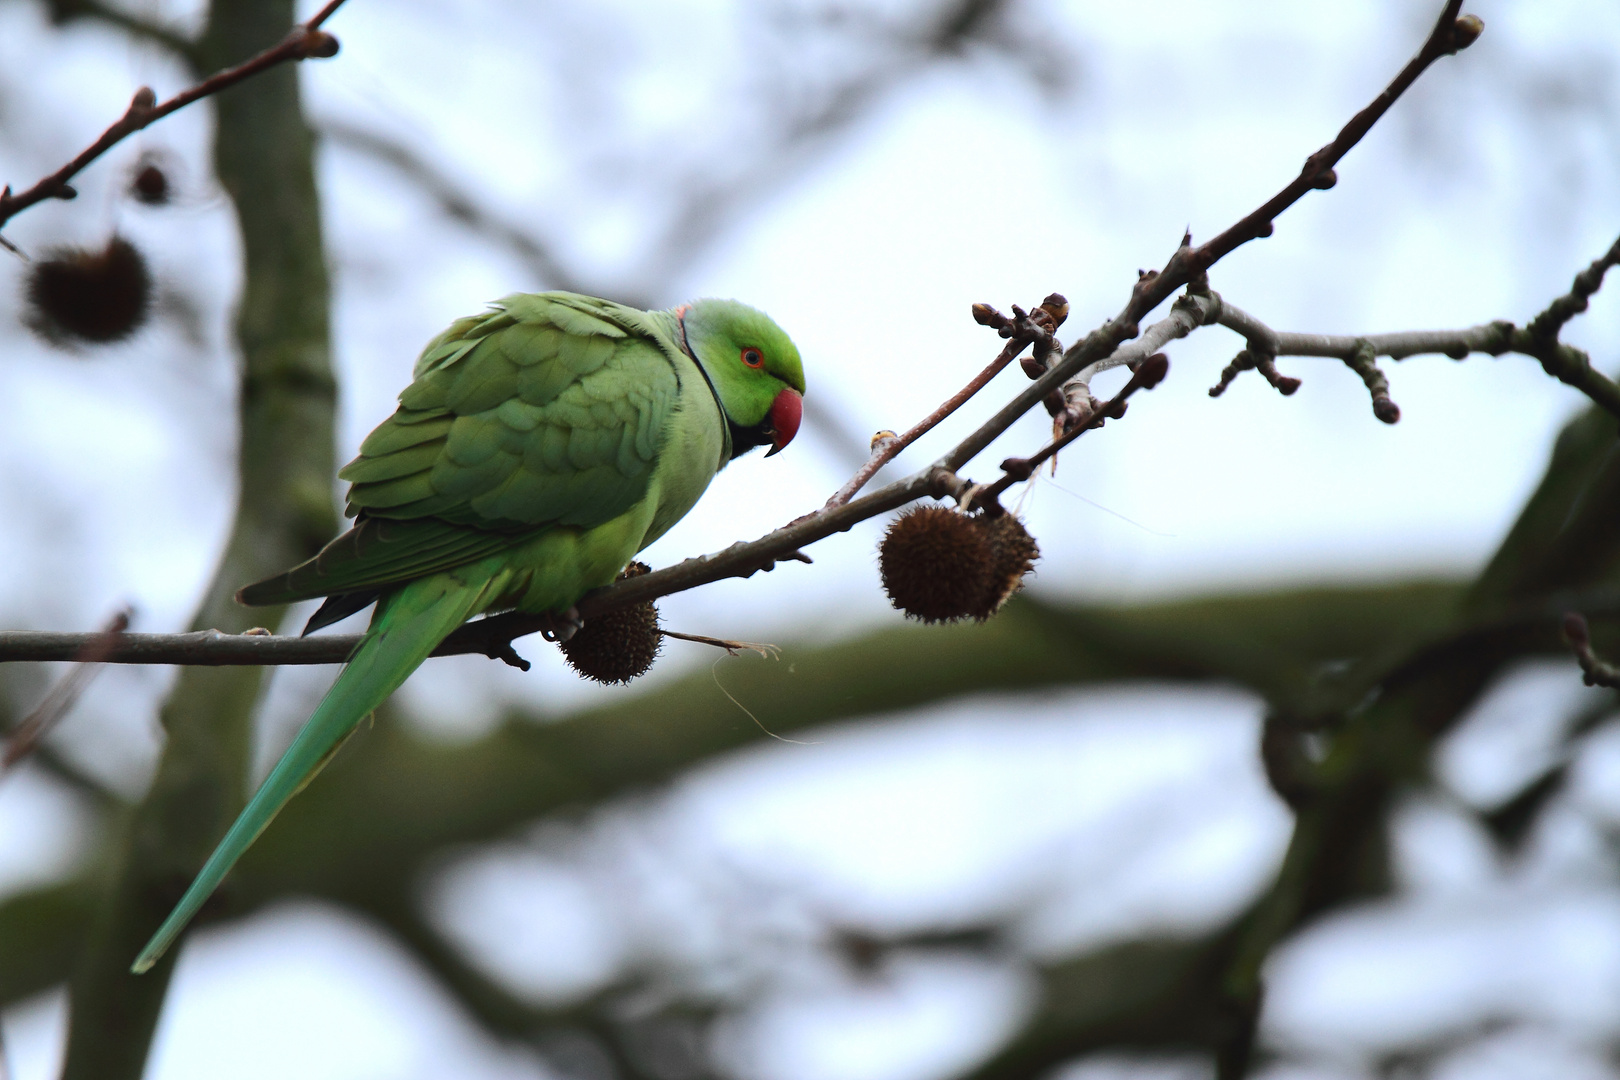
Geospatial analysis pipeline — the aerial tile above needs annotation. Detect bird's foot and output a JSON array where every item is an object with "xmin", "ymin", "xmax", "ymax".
[{"xmin": 541, "ymin": 606, "xmax": 583, "ymax": 644}]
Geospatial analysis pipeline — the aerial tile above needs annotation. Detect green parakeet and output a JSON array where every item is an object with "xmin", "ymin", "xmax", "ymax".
[{"xmin": 132, "ymin": 292, "xmax": 805, "ymax": 974}]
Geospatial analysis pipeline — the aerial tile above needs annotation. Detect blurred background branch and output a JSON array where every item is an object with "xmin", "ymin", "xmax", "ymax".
[{"xmin": 0, "ymin": 0, "xmax": 344, "ymax": 238}]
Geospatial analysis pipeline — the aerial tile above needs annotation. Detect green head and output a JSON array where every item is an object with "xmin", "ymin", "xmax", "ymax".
[{"xmin": 679, "ymin": 299, "xmax": 805, "ymax": 458}]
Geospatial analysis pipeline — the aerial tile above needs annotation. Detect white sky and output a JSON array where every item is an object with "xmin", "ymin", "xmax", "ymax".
[{"xmin": 2, "ymin": 1, "xmax": 1620, "ymax": 1078}]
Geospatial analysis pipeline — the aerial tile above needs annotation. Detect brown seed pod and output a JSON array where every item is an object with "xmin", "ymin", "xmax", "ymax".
[
  {"xmin": 971, "ymin": 512, "xmax": 1040, "ymax": 620},
  {"xmin": 878, "ymin": 505, "xmax": 994, "ymax": 624},
  {"xmin": 26, "ymin": 236, "xmax": 152, "ymax": 344},
  {"xmin": 130, "ymin": 163, "xmax": 170, "ymax": 206},
  {"xmin": 559, "ymin": 561, "xmax": 662, "ymax": 684}
]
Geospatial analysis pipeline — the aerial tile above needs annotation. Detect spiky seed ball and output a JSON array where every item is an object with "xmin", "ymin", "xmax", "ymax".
[
  {"xmin": 131, "ymin": 163, "xmax": 170, "ymax": 206},
  {"xmin": 26, "ymin": 237, "xmax": 152, "ymax": 344},
  {"xmin": 560, "ymin": 562, "xmax": 662, "ymax": 684},
  {"xmin": 971, "ymin": 512, "xmax": 1040, "ymax": 620},
  {"xmin": 879, "ymin": 505, "xmax": 994, "ymax": 624}
]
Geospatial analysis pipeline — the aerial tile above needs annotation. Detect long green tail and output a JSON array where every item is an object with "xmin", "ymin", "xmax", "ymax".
[{"xmin": 131, "ymin": 570, "xmax": 499, "ymax": 974}]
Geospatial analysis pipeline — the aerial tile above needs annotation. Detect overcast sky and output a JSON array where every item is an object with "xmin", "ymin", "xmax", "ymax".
[{"xmin": 2, "ymin": 2, "xmax": 1619, "ymax": 1078}]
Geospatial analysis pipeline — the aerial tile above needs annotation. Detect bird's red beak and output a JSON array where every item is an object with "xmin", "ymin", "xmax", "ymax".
[{"xmin": 764, "ymin": 387, "xmax": 802, "ymax": 457}]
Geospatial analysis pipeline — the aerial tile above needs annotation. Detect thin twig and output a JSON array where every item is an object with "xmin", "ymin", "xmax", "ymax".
[
  {"xmin": 1563, "ymin": 613, "xmax": 1620, "ymax": 690},
  {"xmin": 825, "ymin": 328, "xmax": 1033, "ymax": 508},
  {"xmin": 44, "ymin": 0, "xmax": 199, "ymax": 66},
  {"xmin": 824, "ymin": 296, "xmax": 1067, "ymax": 509},
  {"xmin": 1207, "ymin": 246, "xmax": 1620, "ymax": 424},
  {"xmin": 0, "ymin": 0, "xmax": 349, "ymax": 234},
  {"xmin": 2, "ymin": 608, "xmax": 130, "ymax": 770},
  {"xmin": 1104, "ymin": 3, "xmax": 1478, "ymax": 348},
  {"xmin": 977, "ymin": 352, "xmax": 1171, "ymax": 507},
  {"xmin": 660, "ymin": 629, "xmax": 781, "ymax": 659},
  {"xmin": 1183, "ymin": 5, "xmax": 1476, "ymax": 281},
  {"xmin": 1528, "ymin": 233, "xmax": 1620, "ymax": 343}
]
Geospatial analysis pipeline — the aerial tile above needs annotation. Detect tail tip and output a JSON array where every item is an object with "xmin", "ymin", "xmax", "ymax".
[{"xmin": 131, "ymin": 931, "xmax": 174, "ymax": 975}]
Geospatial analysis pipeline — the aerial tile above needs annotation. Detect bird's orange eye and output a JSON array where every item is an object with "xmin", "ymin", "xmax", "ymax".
[{"xmin": 741, "ymin": 347, "xmax": 764, "ymax": 369}]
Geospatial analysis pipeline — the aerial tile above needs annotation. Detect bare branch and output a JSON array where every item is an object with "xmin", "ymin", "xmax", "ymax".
[
  {"xmin": 1528, "ymin": 232, "xmax": 1620, "ymax": 343},
  {"xmin": 1185, "ymin": 6, "xmax": 1477, "ymax": 279},
  {"xmin": 0, "ymin": 0, "xmax": 349, "ymax": 236},
  {"xmin": 1116, "ymin": 3, "xmax": 1479, "ymax": 338},
  {"xmin": 1206, "ymin": 239, "xmax": 1620, "ymax": 424},
  {"xmin": 1563, "ymin": 612, "xmax": 1620, "ymax": 690},
  {"xmin": 44, "ymin": 0, "xmax": 198, "ymax": 66},
  {"xmin": 659, "ymin": 629, "xmax": 781, "ymax": 659},
  {"xmin": 2, "ymin": 609, "xmax": 130, "ymax": 770},
  {"xmin": 0, "ymin": 466, "xmax": 950, "ymax": 667},
  {"xmin": 825, "ymin": 297, "xmax": 1062, "ymax": 508},
  {"xmin": 978, "ymin": 351, "xmax": 1170, "ymax": 509}
]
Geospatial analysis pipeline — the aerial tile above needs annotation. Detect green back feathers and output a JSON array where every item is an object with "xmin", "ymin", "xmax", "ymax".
[
  {"xmin": 242, "ymin": 293, "xmax": 696, "ymax": 607},
  {"xmin": 345, "ymin": 293, "xmax": 683, "ymax": 530}
]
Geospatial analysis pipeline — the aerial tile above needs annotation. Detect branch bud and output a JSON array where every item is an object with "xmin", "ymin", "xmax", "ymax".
[
  {"xmin": 1563, "ymin": 612, "xmax": 1590, "ymax": 647},
  {"xmin": 1037, "ymin": 293, "xmax": 1069, "ymax": 329},
  {"xmin": 1449, "ymin": 14, "xmax": 1484, "ymax": 51},
  {"xmin": 998, "ymin": 457, "xmax": 1034, "ymax": 482},
  {"xmin": 300, "ymin": 30, "xmax": 340, "ymax": 58},
  {"xmin": 1133, "ymin": 352, "xmax": 1170, "ymax": 390}
]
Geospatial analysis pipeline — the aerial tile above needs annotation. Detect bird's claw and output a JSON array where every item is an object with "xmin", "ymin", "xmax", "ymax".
[{"xmin": 541, "ymin": 606, "xmax": 584, "ymax": 644}]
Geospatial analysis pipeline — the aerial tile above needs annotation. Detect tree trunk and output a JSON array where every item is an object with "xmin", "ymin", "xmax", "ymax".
[{"xmin": 60, "ymin": 1, "xmax": 335, "ymax": 1074}]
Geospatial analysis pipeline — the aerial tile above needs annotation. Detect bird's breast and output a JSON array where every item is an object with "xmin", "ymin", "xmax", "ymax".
[{"xmin": 636, "ymin": 370, "xmax": 727, "ymax": 551}]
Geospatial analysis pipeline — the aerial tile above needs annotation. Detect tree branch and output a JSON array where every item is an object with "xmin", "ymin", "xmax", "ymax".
[
  {"xmin": 1562, "ymin": 612, "xmax": 1620, "ymax": 690},
  {"xmin": 1206, "ymin": 237, "xmax": 1620, "ymax": 424},
  {"xmin": 1100, "ymin": 3, "xmax": 1478, "ymax": 351},
  {"xmin": 825, "ymin": 296, "xmax": 1064, "ymax": 509},
  {"xmin": 1, "ymin": 609, "xmax": 129, "ymax": 769},
  {"xmin": 58, "ymin": 0, "xmax": 343, "ymax": 1073},
  {"xmin": 0, "ymin": 0, "xmax": 348, "ymax": 238},
  {"xmin": 43, "ymin": 0, "xmax": 199, "ymax": 66},
  {"xmin": 977, "ymin": 351, "xmax": 1169, "ymax": 508}
]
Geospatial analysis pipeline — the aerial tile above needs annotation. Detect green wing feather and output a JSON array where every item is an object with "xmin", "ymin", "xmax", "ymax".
[
  {"xmin": 240, "ymin": 293, "xmax": 685, "ymax": 606},
  {"xmin": 237, "ymin": 517, "xmax": 523, "ymax": 606}
]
